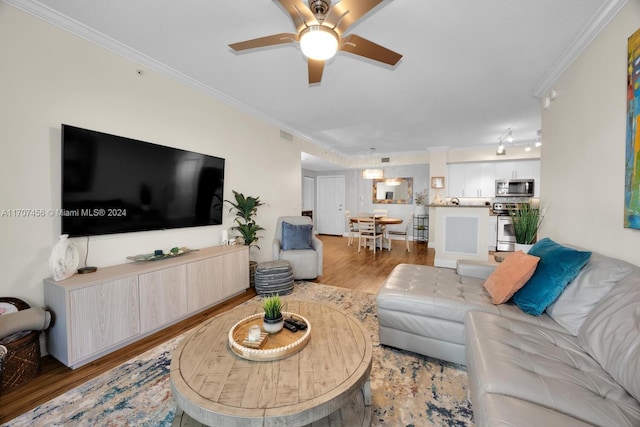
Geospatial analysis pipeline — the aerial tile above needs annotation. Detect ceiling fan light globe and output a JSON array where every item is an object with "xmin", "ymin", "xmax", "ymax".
[{"xmin": 300, "ymin": 26, "xmax": 338, "ymax": 60}]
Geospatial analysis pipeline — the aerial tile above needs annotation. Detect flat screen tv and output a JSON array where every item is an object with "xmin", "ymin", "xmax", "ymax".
[{"xmin": 61, "ymin": 124, "xmax": 225, "ymax": 237}]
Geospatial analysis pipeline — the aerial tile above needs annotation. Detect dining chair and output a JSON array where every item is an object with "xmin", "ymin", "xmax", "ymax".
[
  {"xmin": 372, "ymin": 209, "xmax": 389, "ymax": 249},
  {"xmin": 357, "ymin": 217, "xmax": 383, "ymax": 254},
  {"xmin": 372, "ymin": 209, "xmax": 388, "ymax": 218},
  {"xmin": 345, "ymin": 209, "xmax": 358, "ymax": 246},
  {"xmin": 387, "ymin": 212, "xmax": 413, "ymax": 252}
]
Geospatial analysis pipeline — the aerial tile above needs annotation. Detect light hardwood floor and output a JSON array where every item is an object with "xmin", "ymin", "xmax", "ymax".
[{"xmin": 0, "ymin": 235, "xmax": 434, "ymax": 423}]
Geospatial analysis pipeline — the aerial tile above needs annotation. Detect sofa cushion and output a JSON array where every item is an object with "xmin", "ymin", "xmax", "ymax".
[
  {"xmin": 465, "ymin": 311, "xmax": 640, "ymax": 426},
  {"xmin": 513, "ymin": 238, "xmax": 591, "ymax": 315},
  {"xmin": 281, "ymin": 222, "xmax": 313, "ymax": 250},
  {"xmin": 481, "ymin": 394, "xmax": 595, "ymax": 427},
  {"xmin": 546, "ymin": 252, "xmax": 633, "ymax": 335},
  {"xmin": 483, "ymin": 251, "xmax": 540, "ymax": 304},
  {"xmin": 376, "ymin": 264, "xmax": 566, "ymax": 347},
  {"xmin": 578, "ymin": 272, "xmax": 640, "ymax": 402}
]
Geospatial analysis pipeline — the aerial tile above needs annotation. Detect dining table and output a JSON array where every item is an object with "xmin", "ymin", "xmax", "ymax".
[
  {"xmin": 350, "ymin": 215, "xmax": 403, "ymax": 250},
  {"xmin": 349, "ymin": 215, "xmax": 403, "ymax": 226}
]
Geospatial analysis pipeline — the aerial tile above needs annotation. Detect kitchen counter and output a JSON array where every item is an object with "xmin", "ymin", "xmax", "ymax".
[
  {"xmin": 431, "ymin": 206, "xmax": 490, "ymax": 268},
  {"xmin": 429, "ymin": 204, "xmax": 490, "ymax": 208},
  {"xmin": 429, "ymin": 204, "xmax": 500, "ymax": 215}
]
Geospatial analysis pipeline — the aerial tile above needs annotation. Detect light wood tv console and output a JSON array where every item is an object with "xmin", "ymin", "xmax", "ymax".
[{"xmin": 43, "ymin": 245, "xmax": 249, "ymax": 369}]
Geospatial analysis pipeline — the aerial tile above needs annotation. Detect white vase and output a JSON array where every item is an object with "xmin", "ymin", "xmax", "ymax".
[
  {"xmin": 415, "ymin": 205, "xmax": 427, "ymax": 216},
  {"xmin": 263, "ymin": 315, "xmax": 284, "ymax": 334},
  {"xmin": 514, "ymin": 243, "xmax": 533, "ymax": 254},
  {"xmin": 49, "ymin": 234, "xmax": 79, "ymax": 281}
]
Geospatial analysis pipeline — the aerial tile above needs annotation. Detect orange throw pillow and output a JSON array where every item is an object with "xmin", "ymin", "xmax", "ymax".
[{"xmin": 483, "ymin": 251, "xmax": 540, "ymax": 304}]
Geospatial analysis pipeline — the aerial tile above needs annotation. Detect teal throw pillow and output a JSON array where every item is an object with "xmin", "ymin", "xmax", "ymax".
[
  {"xmin": 282, "ymin": 222, "xmax": 313, "ymax": 251},
  {"xmin": 513, "ymin": 238, "xmax": 592, "ymax": 316}
]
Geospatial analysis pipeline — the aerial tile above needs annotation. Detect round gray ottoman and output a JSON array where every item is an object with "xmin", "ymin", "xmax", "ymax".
[{"xmin": 254, "ymin": 260, "xmax": 294, "ymax": 296}]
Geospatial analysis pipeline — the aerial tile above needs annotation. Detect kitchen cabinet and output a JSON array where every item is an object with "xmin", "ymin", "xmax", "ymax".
[
  {"xmin": 449, "ymin": 160, "xmax": 540, "ymax": 198},
  {"xmin": 495, "ymin": 160, "xmax": 539, "ymax": 180},
  {"xmin": 447, "ymin": 163, "xmax": 465, "ymax": 198},
  {"xmin": 44, "ymin": 245, "xmax": 249, "ymax": 369},
  {"xmin": 448, "ymin": 162, "xmax": 495, "ymax": 197}
]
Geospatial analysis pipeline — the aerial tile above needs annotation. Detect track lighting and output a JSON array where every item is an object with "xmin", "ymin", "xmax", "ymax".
[
  {"xmin": 535, "ymin": 130, "xmax": 542, "ymax": 147},
  {"xmin": 496, "ymin": 128, "xmax": 542, "ymax": 155}
]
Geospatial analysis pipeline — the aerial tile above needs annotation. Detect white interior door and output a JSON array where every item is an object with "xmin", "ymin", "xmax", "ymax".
[{"xmin": 316, "ymin": 175, "xmax": 345, "ymax": 235}]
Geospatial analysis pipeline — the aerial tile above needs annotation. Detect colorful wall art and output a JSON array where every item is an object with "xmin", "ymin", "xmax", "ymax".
[{"xmin": 625, "ymin": 28, "xmax": 640, "ymax": 229}]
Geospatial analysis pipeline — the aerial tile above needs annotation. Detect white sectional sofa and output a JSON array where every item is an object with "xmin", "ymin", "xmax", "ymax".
[{"xmin": 376, "ymin": 242, "xmax": 640, "ymax": 426}]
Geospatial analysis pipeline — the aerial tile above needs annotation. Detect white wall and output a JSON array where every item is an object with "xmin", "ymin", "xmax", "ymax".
[
  {"xmin": 310, "ymin": 164, "xmax": 429, "ymax": 235},
  {"xmin": 540, "ymin": 0, "xmax": 640, "ymax": 266},
  {"xmin": 0, "ymin": 4, "xmax": 302, "ymax": 307}
]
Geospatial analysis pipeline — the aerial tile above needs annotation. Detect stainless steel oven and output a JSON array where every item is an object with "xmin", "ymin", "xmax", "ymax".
[
  {"xmin": 497, "ymin": 215, "xmax": 515, "ymax": 251},
  {"xmin": 493, "ymin": 202, "xmax": 524, "ymax": 251}
]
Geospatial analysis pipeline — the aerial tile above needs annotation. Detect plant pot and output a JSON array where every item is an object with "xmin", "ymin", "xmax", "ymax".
[
  {"xmin": 263, "ymin": 315, "xmax": 284, "ymax": 334},
  {"xmin": 415, "ymin": 205, "xmax": 427, "ymax": 216},
  {"xmin": 515, "ymin": 243, "xmax": 534, "ymax": 254}
]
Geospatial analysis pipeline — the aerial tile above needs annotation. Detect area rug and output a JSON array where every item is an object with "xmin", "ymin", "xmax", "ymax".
[{"xmin": 5, "ymin": 283, "xmax": 473, "ymax": 427}]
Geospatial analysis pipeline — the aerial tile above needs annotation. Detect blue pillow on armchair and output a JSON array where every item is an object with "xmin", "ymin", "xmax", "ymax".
[
  {"xmin": 512, "ymin": 238, "xmax": 592, "ymax": 316},
  {"xmin": 282, "ymin": 222, "xmax": 313, "ymax": 251}
]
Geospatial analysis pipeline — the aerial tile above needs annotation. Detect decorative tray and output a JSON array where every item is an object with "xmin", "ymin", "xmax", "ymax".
[
  {"xmin": 228, "ymin": 312, "xmax": 311, "ymax": 362},
  {"xmin": 126, "ymin": 247, "xmax": 197, "ymax": 262}
]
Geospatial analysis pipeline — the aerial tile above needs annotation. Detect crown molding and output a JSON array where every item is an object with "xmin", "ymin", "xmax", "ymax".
[
  {"xmin": 2, "ymin": 0, "xmax": 320, "ymax": 146},
  {"xmin": 5, "ymin": 0, "xmax": 626, "ymax": 156},
  {"xmin": 532, "ymin": 0, "xmax": 628, "ymax": 97}
]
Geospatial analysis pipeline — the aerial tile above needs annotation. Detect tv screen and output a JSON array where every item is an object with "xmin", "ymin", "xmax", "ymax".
[{"xmin": 61, "ymin": 124, "xmax": 225, "ymax": 237}]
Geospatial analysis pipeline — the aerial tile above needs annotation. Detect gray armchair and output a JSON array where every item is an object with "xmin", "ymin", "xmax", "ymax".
[{"xmin": 273, "ymin": 216, "xmax": 323, "ymax": 280}]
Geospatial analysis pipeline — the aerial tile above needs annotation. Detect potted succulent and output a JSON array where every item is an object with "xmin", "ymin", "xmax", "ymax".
[
  {"xmin": 509, "ymin": 203, "xmax": 544, "ymax": 252},
  {"xmin": 262, "ymin": 295, "xmax": 284, "ymax": 333}
]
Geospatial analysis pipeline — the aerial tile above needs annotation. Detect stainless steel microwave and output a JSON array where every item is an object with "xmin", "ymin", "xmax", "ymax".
[{"xmin": 495, "ymin": 179, "xmax": 534, "ymax": 197}]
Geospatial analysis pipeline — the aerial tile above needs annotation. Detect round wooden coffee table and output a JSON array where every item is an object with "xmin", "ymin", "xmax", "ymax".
[{"xmin": 170, "ymin": 300, "xmax": 373, "ymax": 427}]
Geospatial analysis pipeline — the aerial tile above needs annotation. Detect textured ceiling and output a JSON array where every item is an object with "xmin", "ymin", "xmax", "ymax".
[{"xmin": 10, "ymin": 0, "xmax": 617, "ymax": 165}]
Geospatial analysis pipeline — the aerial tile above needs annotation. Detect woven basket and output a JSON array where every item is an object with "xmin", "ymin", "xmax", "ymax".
[
  {"xmin": 0, "ymin": 297, "xmax": 42, "ymax": 393},
  {"xmin": 0, "ymin": 345, "xmax": 7, "ymax": 389}
]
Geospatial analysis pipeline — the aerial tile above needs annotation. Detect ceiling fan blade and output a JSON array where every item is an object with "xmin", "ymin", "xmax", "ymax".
[
  {"xmin": 323, "ymin": 0, "xmax": 383, "ymax": 35},
  {"xmin": 277, "ymin": 0, "xmax": 319, "ymax": 33},
  {"xmin": 229, "ymin": 33, "xmax": 299, "ymax": 51},
  {"xmin": 308, "ymin": 59, "xmax": 325, "ymax": 84},
  {"xmin": 339, "ymin": 34, "xmax": 402, "ymax": 65}
]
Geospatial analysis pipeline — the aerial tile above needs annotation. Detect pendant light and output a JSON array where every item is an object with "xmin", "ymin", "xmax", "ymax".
[{"xmin": 362, "ymin": 148, "xmax": 384, "ymax": 179}]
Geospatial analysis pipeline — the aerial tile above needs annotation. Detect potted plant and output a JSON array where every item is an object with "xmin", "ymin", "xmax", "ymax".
[
  {"xmin": 414, "ymin": 189, "xmax": 428, "ymax": 215},
  {"xmin": 225, "ymin": 190, "xmax": 265, "ymax": 287},
  {"xmin": 225, "ymin": 190, "xmax": 266, "ymax": 249},
  {"xmin": 262, "ymin": 295, "xmax": 284, "ymax": 333},
  {"xmin": 509, "ymin": 203, "xmax": 544, "ymax": 252}
]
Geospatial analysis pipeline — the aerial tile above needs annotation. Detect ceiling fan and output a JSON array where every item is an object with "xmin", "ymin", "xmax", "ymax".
[{"xmin": 228, "ymin": 0, "xmax": 402, "ymax": 84}]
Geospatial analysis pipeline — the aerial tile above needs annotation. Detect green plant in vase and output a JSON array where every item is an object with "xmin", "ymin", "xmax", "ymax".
[
  {"xmin": 225, "ymin": 190, "xmax": 265, "ymax": 249},
  {"xmin": 414, "ymin": 189, "xmax": 429, "ymax": 214},
  {"xmin": 509, "ymin": 203, "xmax": 544, "ymax": 247},
  {"xmin": 262, "ymin": 294, "xmax": 285, "ymax": 333}
]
